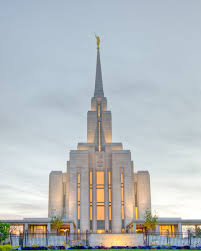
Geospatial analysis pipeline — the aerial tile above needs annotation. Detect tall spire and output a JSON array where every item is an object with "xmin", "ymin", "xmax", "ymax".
[{"xmin": 94, "ymin": 35, "xmax": 104, "ymax": 98}]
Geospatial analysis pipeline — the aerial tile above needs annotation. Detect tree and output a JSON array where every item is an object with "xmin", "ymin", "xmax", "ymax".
[
  {"xmin": 144, "ymin": 210, "xmax": 158, "ymax": 232},
  {"xmin": 0, "ymin": 221, "xmax": 10, "ymax": 244},
  {"xmin": 51, "ymin": 217, "xmax": 63, "ymax": 234},
  {"xmin": 196, "ymin": 227, "xmax": 201, "ymax": 237}
]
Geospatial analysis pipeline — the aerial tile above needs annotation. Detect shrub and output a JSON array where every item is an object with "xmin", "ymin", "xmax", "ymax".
[
  {"xmin": 0, "ymin": 245, "xmax": 12, "ymax": 251},
  {"xmin": 0, "ymin": 222, "xmax": 10, "ymax": 244}
]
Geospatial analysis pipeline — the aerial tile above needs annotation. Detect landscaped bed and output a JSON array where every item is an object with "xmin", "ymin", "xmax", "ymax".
[
  {"xmin": 9, "ymin": 247, "xmax": 201, "ymax": 250},
  {"xmin": 11, "ymin": 249, "xmax": 201, "ymax": 251},
  {"xmin": 2, "ymin": 246, "xmax": 201, "ymax": 251}
]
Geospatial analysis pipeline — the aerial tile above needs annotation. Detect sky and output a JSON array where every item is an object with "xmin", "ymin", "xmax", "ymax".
[{"xmin": 0, "ymin": 0, "xmax": 201, "ymax": 220}]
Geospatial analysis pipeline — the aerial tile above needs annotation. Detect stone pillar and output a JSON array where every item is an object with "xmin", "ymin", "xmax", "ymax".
[
  {"xmin": 137, "ymin": 171, "xmax": 151, "ymax": 219},
  {"xmin": 133, "ymin": 223, "xmax": 136, "ymax": 233},
  {"xmin": 92, "ymin": 169, "xmax": 97, "ymax": 232},
  {"xmin": 70, "ymin": 223, "xmax": 74, "ymax": 234},
  {"xmin": 69, "ymin": 223, "xmax": 74, "ymax": 241},
  {"xmin": 156, "ymin": 224, "xmax": 159, "ymax": 233},
  {"xmin": 48, "ymin": 171, "xmax": 64, "ymax": 217},
  {"xmin": 124, "ymin": 153, "xmax": 134, "ymax": 229},
  {"xmin": 68, "ymin": 153, "xmax": 78, "ymax": 228},
  {"xmin": 47, "ymin": 223, "xmax": 51, "ymax": 232},
  {"xmin": 178, "ymin": 222, "xmax": 182, "ymax": 233},
  {"xmin": 112, "ymin": 155, "xmax": 122, "ymax": 233},
  {"xmin": 105, "ymin": 168, "xmax": 109, "ymax": 232},
  {"xmin": 80, "ymin": 167, "xmax": 90, "ymax": 232},
  {"xmin": 24, "ymin": 223, "xmax": 28, "ymax": 232}
]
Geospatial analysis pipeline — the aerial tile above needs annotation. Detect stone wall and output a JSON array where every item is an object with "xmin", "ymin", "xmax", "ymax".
[{"xmin": 88, "ymin": 233, "xmax": 144, "ymax": 247}]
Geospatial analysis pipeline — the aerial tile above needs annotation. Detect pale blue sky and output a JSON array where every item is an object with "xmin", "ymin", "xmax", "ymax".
[{"xmin": 0, "ymin": 0, "xmax": 201, "ymax": 219}]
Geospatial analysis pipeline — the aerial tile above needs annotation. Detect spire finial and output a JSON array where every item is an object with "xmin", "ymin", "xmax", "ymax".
[
  {"xmin": 95, "ymin": 33, "xmax": 100, "ymax": 50},
  {"xmin": 94, "ymin": 35, "xmax": 104, "ymax": 98}
]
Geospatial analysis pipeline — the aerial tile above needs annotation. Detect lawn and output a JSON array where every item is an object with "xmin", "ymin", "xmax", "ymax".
[{"xmin": 26, "ymin": 250, "xmax": 201, "ymax": 251}]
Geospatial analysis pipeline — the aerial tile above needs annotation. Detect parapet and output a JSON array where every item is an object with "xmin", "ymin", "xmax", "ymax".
[{"xmin": 49, "ymin": 171, "xmax": 63, "ymax": 175}]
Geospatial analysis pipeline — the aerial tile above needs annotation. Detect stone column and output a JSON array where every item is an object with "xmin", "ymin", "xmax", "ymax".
[
  {"xmin": 112, "ymin": 155, "xmax": 122, "ymax": 233},
  {"xmin": 92, "ymin": 169, "xmax": 97, "ymax": 232},
  {"xmin": 156, "ymin": 224, "xmax": 159, "ymax": 233},
  {"xmin": 137, "ymin": 171, "xmax": 151, "ymax": 220},
  {"xmin": 133, "ymin": 223, "xmax": 136, "ymax": 233},
  {"xmin": 124, "ymin": 154, "xmax": 134, "ymax": 229},
  {"xmin": 69, "ymin": 223, "xmax": 74, "ymax": 241},
  {"xmin": 47, "ymin": 223, "xmax": 51, "ymax": 232},
  {"xmin": 70, "ymin": 223, "xmax": 73, "ymax": 234},
  {"xmin": 24, "ymin": 223, "xmax": 28, "ymax": 232},
  {"xmin": 49, "ymin": 171, "xmax": 63, "ymax": 217},
  {"xmin": 178, "ymin": 222, "xmax": 182, "ymax": 233},
  {"xmin": 105, "ymin": 168, "xmax": 109, "ymax": 232},
  {"xmin": 80, "ymin": 167, "xmax": 90, "ymax": 232},
  {"xmin": 68, "ymin": 157, "xmax": 77, "ymax": 225}
]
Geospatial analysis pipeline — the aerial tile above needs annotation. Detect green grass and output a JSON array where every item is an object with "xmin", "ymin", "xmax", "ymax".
[{"xmin": 31, "ymin": 250, "xmax": 201, "ymax": 251}]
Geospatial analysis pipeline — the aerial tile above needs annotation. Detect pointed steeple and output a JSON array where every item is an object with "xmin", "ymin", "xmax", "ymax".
[{"xmin": 94, "ymin": 36, "xmax": 104, "ymax": 98}]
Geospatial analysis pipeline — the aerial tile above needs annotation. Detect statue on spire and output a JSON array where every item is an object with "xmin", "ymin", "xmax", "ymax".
[{"xmin": 95, "ymin": 34, "xmax": 100, "ymax": 49}]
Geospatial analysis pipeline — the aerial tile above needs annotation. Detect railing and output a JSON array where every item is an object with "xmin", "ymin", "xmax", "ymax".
[
  {"xmin": 10, "ymin": 232, "xmax": 87, "ymax": 247},
  {"xmin": 9, "ymin": 230, "xmax": 201, "ymax": 247},
  {"xmin": 144, "ymin": 230, "xmax": 201, "ymax": 247}
]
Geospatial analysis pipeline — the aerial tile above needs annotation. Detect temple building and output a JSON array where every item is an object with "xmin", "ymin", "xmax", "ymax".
[
  {"xmin": 48, "ymin": 38, "xmax": 151, "ymax": 233},
  {"xmin": 2, "ymin": 38, "xmax": 201, "ymax": 240}
]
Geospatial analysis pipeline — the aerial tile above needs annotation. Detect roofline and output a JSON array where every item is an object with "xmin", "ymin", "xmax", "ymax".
[
  {"xmin": 0, "ymin": 218, "xmax": 74, "ymax": 224},
  {"xmin": 1, "ymin": 217, "xmax": 201, "ymax": 225}
]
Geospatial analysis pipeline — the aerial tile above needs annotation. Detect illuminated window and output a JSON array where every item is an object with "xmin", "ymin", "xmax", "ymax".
[
  {"xmin": 108, "ymin": 170, "xmax": 112, "ymax": 231},
  {"xmin": 77, "ymin": 173, "xmax": 80, "ymax": 227},
  {"xmin": 159, "ymin": 225, "xmax": 175, "ymax": 236},
  {"xmin": 97, "ymin": 206, "xmax": 105, "ymax": 220},
  {"xmin": 121, "ymin": 171, "xmax": 124, "ymax": 231},
  {"xmin": 98, "ymin": 104, "xmax": 101, "ymax": 117},
  {"xmin": 98, "ymin": 121, "xmax": 101, "ymax": 152},
  {"xmin": 10, "ymin": 225, "xmax": 23, "ymax": 235},
  {"xmin": 135, "ymin": 207, "xmax": 138, "ymax": 220},
  {"xmin": 97, "ymin": 171, "xmax": 104, "ymax": 185},
  {"xmin": 30, "ymin": 225, "xmax": 47, "ymax": 233},
  {"xmin": 97, "ymin": 188, "xmax": 104, "ymax": 202},
  {"xmin": 96, "ymin": 171, "xmax": 105, "ymax": 230},
  {"xmin": 97, "ymin": 229, "xmax": 105, "ymax": 234}
]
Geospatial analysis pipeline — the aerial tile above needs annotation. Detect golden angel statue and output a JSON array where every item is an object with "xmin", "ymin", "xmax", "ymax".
[{"xmin": 95, "ymin": 34, "xmax": 100, "ymax": 49}]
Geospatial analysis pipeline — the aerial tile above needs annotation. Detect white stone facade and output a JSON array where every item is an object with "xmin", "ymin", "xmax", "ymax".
[
  {"xmin": 48, "ymin": 47, "xmax": 151, "ymax": 233},
  {"xmin": 88, "ymin": 233, "xmax": 144, "ymax": 247}
]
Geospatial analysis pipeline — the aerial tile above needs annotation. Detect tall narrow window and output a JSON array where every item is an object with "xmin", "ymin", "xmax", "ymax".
[
  {"xmin": 90, "ymin": 170, "xmax": 93, "ymax": 231},
  {"xmin": 96, "ymin": 171, "xmax": 105, "ymax": 231},
  {"xmin": 63, "ymin": 183, "xmax": 66, "ymax": 215},
  {"xmin": 135, "ymin": 207, "xmax": 138, "ymax": 220},
  {"xmin": 134, "ymin": 182, "xmax": 138, "ymax": 220},
  {"xmin": 98, "ymin": 121, "xmax": 101, "ymax": 152},
  {"xmin": 98, "ymin": 104, "xmax": 101, "ymax": 117},
  {"xmin": 77, "ymin": 173, "xmax": 80, "ymax": 230},
  {"xmin": 121, "ymin": 171, "xmax": 124, "ymax": 231},
  {"xmin": 97, "ymin": 104, "xmax": 101, "ymax": 152},
  {"xmin": 108, "ymin": 170, "xmax": 112, "ymax": 232}
]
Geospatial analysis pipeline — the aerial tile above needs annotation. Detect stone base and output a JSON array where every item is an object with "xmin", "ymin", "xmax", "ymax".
[{"xmin": 88, "ymin": 233, "xmax": 144, "ymax": 247}]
